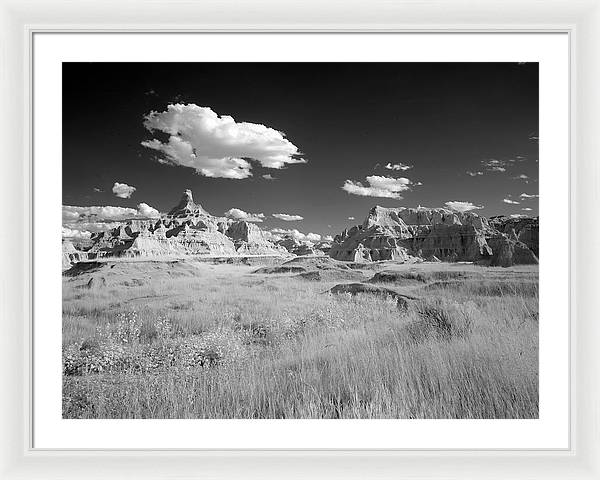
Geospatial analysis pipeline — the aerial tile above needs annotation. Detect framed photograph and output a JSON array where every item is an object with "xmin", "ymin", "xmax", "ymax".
[{"xmin": 1, "ymin": 0, "xmax": 598, "ymax": 478}]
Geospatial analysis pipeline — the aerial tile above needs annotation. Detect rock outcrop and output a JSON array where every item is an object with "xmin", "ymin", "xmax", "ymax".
[
  {"xmin": 62, "ymin": 190, "xmax": 289, "ymax": 269},
  {"xmin": 489, "ymin": 216, "xmax": 539, "ymax": 257},
  {"xmin": 329, "ymin": 206, "xmax": 538, "ymax": 267}
]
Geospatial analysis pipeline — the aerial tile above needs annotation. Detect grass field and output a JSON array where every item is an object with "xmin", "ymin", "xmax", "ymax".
[{"xmin": 62, "ymin": 257, "xmax": 538, "ymax": 419}]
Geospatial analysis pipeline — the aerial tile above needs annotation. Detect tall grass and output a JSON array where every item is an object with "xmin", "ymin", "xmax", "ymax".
[{"xmin": 62, "ymin": 263, "xmax": 538, "ymax": 419}]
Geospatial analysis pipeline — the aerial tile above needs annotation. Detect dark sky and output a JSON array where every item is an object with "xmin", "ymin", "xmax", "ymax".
[{"xmin": 63, "ymin": 62, "xmax": 539, "ymax": 237}]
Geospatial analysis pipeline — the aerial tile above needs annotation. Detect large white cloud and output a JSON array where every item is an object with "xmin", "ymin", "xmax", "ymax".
[
  {"xmin": 224, "ymin": 208, "xmax": 265, "ymax": 223},
  {"xmin": 141, "ymin": 103, "xmax": 305, "ymax": 179},
  {"xmin": 112, "ymin": 182, "xmax": 136, "ymax": 198},
  {"xmin": 272, "ymin": 213, "xmax": 304, "ymax": 221},
  {"xmin": 342, "ymin": 175, "xmax": 412, "ymax": 199},
  {"xmin": 444, "ymin": 201, "xmax": 484, "ymax": 213}
]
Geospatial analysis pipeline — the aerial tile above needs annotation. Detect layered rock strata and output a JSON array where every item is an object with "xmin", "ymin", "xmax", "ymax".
[
  {"xmin": 63, "ymin": 190, "xmax": 287, "ymax": 268},
  {"xmin": 329, "ymin": 206, "xmax": 538, "ymax": 267}
]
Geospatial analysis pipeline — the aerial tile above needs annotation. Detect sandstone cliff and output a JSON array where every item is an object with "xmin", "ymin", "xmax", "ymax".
[
  {"xmin": 329, "ymin": 206, "xmax": 538, "ymax": 267},
  {"xmin": 62, "ymin": 190, "xmax": 288, "ymax": 268}
]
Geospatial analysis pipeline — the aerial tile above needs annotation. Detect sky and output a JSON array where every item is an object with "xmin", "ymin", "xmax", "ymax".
[{"xmin": 63, "ymin": 62, "xmax": 539, "ymax": 239}]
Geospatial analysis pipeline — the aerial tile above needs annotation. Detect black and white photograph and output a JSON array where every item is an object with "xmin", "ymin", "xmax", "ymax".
[{"xmin": 61, "ymin": 62, "xmax": 540, "ymax": 419}]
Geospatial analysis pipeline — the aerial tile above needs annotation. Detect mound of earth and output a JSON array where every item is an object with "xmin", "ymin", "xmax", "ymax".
[
  {"xmin": 63, "ymin": 261, "xmax": 104, "ymax": 277},
  {"xmin": 253, "ymin": 266, "xmax": 306, "ymax": 274},
  {"xmin": 296, "ymin": 270, "xmax": 366, "ymax": 282},
  {"xmin": 63, "ymin": 259, "xmax": 206, "ymax": 289},
  {"xmin": 282, "ymin": 256, "xmax": 351, "ymax": 271},
  {"xmin": 86, "ymin": 277, "xmax": 107, "ymax": 289},
  {"xmin": 369, "ymin": 269, "xmax": 484, "ymax": 284},
  {"xmin": 327, "ymin": 283, "xmax": 417, "ymax": 308}
]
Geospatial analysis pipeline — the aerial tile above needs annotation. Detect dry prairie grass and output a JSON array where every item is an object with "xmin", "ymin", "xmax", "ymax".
[{"xmin": 62, "ymin": 260, "xmax": 538, "ymax": 419}]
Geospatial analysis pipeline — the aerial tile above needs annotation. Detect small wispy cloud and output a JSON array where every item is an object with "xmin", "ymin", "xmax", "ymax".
[
  {"xmin": 520, "ymin": 193, "xmax": 539, "ymax": 199},
  {"xmin": 444, "ymin": 201, "xmax": 483, "ymax": 213},
  {"xmin": 348, "ymin": 216, "xmax": 355, "ymax": 220},
  {"xmin": 503, "ymin": 198, "xmax": 520, "ymax": 205},
  {"xmin": 482, "ymin": 159, "xmax": 508, "ymax": 172},
  {"xmin": 273, "ymin": 213, "xmax": 304, "ymax": 221},
  {"xmin": 384, "ymin": 162, "xmax": 413, "ymax": 171},
  {"xmin": 466, "ymin": 171, "xmax": 484, "ymax": 177},
  {"xmin": 521, "ymin": 207, "xmax": 533, "ymax": 211},
  {"xmin": 262, "ymin": 174, "xmax": 276, "ymax": 180},
  {"xmin": 513, "ymin": 174, "xmax": 529, "ymax": 180},
  {"xmin": 93, "ymin": 187, "xmax": 103, "ymax": 193}
]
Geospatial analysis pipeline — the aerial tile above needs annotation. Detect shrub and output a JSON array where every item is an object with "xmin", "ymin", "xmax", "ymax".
[{"xmin": 412, "ymin": 298, "xmax": 477, "ymax": 340}]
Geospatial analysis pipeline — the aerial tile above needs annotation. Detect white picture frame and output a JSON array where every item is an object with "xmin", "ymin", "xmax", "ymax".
[{"xmin": 1, "ymin": 0, "xmax": 598, "ymax": 478}]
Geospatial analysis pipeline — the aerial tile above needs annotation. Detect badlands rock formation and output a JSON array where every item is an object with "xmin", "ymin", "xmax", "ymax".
[
  {"xmin": 328, "ymin": 206, "xmax": 538, "ymax": 267},
  {"xmin": 63, "ymin": 190, "xmax": 287, "ymax": 268},
  {"xmin": 489, "ymin": 215, "xmax": 539, "ymax": 257}
]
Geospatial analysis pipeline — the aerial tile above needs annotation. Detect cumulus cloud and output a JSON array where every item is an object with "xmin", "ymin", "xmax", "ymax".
[
  {"xmin": 62, "ymin": 227, "xmax": 92, "ymax": 239},
  {"xmin": 384, "ymin": 162, "xmax": 413, "ymax": 171},
  {"xmin": 137, "ymin": 203, "xmax": 161, "ymax": 218},
  {"xmin": 62, "ymin": 203, "xmax": 162, "ymax": 237},
  {"xmin": 112, "ymin": 182, "xmax": 136, "ymax": 199},
  {"xmin": 63, "ymin": 205, "xmax": 139, "ymax": 222},
  {"xmin": 63, "ymin": 203, "xmax": 161, "ymax": 223},
  {"xmin": 271, "ymin": 228, "xmax": 321, "ymax": 243},
  {"xmin": 466, "ymin": 171, "xmax": 484, "ymax": 177},
  {"xmin": 503, "ymin": 198, "xmax": 520, "ymax": 204},
  {"xmin": 324, "ymin": 235, "xmax": 334, "ymax": 242},
  {"xmin": 520, "ymin": 193, "xmax": 539, "ymax": 199},
  {"xmin": 273, "ymin": 213, "xmax": 304, "ymax": 221},
  {"xmin": 141, "ymin": 103, "xmax": 305, "ymax": 179},
  {"xmin": 342, "ymin": 175, "xmax": 412, "ymax": 199},
  {"xmin": 510, "ymin": 214, "xmax": 527, "ymax": 219},
  {"xmin": 224, "ymin": 208, "xmax": 265, "ymax": 223},
  {"xmin": 444, "ymin": 201, "xmax": 484, "ymax": 213},
  {"xmin": 262, "ymin": 174, "xmax": 276, "ymax": 180}
]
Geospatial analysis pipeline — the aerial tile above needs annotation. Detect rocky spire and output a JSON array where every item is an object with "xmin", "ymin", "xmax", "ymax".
[{"xmin": 167, "ymin": 189, "xmax": 209, "ymax": 217}]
